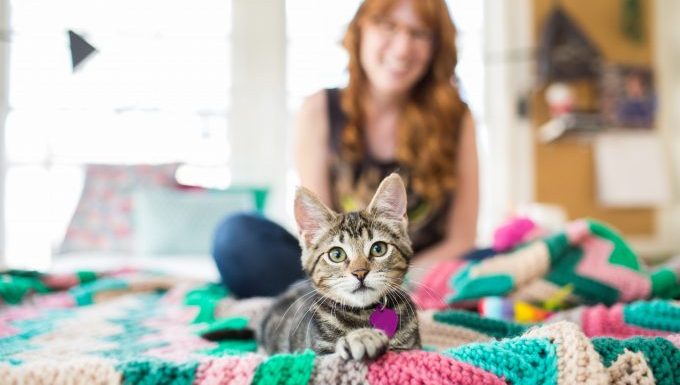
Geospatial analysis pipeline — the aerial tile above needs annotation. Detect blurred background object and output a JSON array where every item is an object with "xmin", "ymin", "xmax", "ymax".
[{"xmin": 0, "ymin": 0, "xmax": 678, "ymax": 271}]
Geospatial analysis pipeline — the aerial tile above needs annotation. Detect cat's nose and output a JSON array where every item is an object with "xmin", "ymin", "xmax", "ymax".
[{"xmin": 351, "ymin": 269, "xmax": 369, "ymax": 282}]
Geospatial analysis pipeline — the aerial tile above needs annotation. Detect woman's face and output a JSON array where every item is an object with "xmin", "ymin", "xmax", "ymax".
[{"xmin": 360, "ymin": 0, "xmax": 434, "ymax": 98}]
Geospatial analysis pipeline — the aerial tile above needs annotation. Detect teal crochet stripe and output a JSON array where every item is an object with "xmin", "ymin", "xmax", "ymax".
[
  {"xmin": 200, "ymin": 340, "xmax": 258, "ymax": 356},
  {"xmin": 98, "ymin": 294, "xmax": 168, "ymax": 360},
  {"xmin": 587, "ymin": 220, "xmax": 641, "ymax": 270},
  {"xmin": 251, "ymin": 350, "xmax": 316, "ymax": 385},
  {"xmin": 545, "ymin": 246, "xmax": 620, "ymax": 305},
  {"xmin": 197, "ymin": 316, "xmax": 258, "ymax": 356},
  {"xmin": 0, "ymin": 273, "xmax": 49, "ymax": 304},
  {"xmin": 0, "ymin": 307, "xmax": 76, "ymax": 365},
  {"xmin": 593, "ymin": 336, "xmax": 680, "ymax": 385},
  {"xmin": 69, "ymin": 277, "xmax": 129, "ymax": 306},
  {"xmin": 623, "ymin": 301, "xmax": 680, "ymax": 332},
  {"xmin": 199, "ymin": 317, "xmax": 249, "ymax": 336},
  {"xmin": 75, "ymin": 270, "xmax": 98, "ymax": 284},
  {"xmin": 116, "ymin": 358, "xmax": 199, "ymax": 385},
  {"xmin": 433, "ymin": 310, "xmax": 527, "ymax": 339},
  {"xmin": 184, "ymin": 283, "xmax": 229, "ymax": 324},
  {"xmin": 650, "ymin": 268, "xmax": 680, "ymax": 298},
  {"xmin": 444, "ymin": 337, "xmax": 558, "ymax": 385},
  {"xmin": 543, "ymin": 233, "xmax": 570, "ymax": 265}
]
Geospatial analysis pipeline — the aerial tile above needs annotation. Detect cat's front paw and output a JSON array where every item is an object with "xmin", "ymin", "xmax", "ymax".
[{"xmin": 335, "ymin": 328, "xmax": 389, "ymax": 361}]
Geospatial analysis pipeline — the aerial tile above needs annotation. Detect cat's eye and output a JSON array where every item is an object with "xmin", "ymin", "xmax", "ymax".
[
  {"xmin": 370, "ymin": 241, "xmax": 388, "ymax": 257},
  {"xmin": 328, "ymin": 247, "xmax": 347, "ymax": 263}
]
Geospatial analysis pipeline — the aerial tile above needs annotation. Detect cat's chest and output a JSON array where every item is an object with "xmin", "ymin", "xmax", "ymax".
[{"xmin": 317, "ymin": 302, "xmax": 404, "ymax": 332}]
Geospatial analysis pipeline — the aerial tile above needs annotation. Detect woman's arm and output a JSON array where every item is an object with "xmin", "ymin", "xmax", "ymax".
[
  {"xmin": 411, "ymin": 111, "xmax": 479, "ymax": 268},
  {"xmin": 293, "ymin": 90, "xmax": 333, "ymax": 207}
]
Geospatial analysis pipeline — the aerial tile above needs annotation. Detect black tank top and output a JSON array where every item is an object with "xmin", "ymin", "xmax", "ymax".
[{"xmin": 325, "ymin": 88, "xmax": 453, "ymax": 253}]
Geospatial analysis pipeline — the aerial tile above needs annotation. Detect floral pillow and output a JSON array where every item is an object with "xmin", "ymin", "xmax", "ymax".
[{"xmin": 59, "ymin": 164, "xmax": 179, "ymax": 254}]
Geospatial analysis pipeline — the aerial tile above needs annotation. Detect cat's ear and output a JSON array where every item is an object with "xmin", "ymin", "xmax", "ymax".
[
  {"xmin": 367, "ymin": 173, "xmax": 407, "ymax": 223},
  {"xmin": 294, "ymin": 187, "xmax": 336, "ymax": 247}
]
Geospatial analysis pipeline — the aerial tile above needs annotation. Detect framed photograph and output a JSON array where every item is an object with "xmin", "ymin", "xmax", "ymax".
[{"xmin": 600, "ymin": 64, "xmax": 656, "ymax": 128}]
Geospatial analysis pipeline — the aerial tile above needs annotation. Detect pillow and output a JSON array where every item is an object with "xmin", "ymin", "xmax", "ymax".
[
  {"xmin": 59, "ymin": 164, "xmax": 179, "ymax": 254},
  {"xmin": 132, "ymin": 187, "xmax": 267, "ymax": 255}
]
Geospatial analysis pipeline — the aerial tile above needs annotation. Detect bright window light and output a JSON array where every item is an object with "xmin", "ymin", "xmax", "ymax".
[{"xmin": 4, "ymin": 0, "xmax": 232, "ymax": 268}]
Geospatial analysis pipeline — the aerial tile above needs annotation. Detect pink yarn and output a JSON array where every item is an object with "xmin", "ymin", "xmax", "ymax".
[
  {"xmin": 412, "ymin": 260, "xmax": 465, "ymax": 310},
  {"xmin": 665, "ymin": 334, "xmax": 680, "ymax": 348},
  {"xmin": 493, "ymin": 217, "xmax": 536, "ymax": 252},
  {"xmin": 581, "ymin": 304, "xmax": 671, "ymax": 338},
  {"xmin": 43, "ymin": 274, "xmax": 80, "ymax": 290},
  {"xmin": 0, "ymin": 306, "xmax": 44, "ymax": 337},
  {"xmin": 193, "ymin": 355, "xmax": 263, "ymax": 385},
  {"xmin": 367, "ymin": 351, "xmax": 506, "ymax": 385},
  {"xmin": 575, "ymin": 237, "xmax": 651, "ymax": 302},
  {"xmin": 143, "ymin": 307, "xmax": 214, "ymax": 361},
  {"xmin": 33, "ymin": 292, "xmax": 77, "ymax": 309},
  {"xmin": 565, "ymin": 220, "xmax": 590, "ymax": 243}
]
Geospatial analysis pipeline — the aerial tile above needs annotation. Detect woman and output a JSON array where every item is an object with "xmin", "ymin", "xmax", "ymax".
[{"xmin": 213, "ymin": 0, "xmax": 478, "ymax": 298}]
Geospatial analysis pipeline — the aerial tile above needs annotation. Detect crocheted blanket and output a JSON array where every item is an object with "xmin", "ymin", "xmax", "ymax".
[
  {"xmin": 1, "ymin": 269, "xmax": 679, "ymax": 385},
  {"xmin": 412, "ymin": 219, "xmax": 680, "ymax": 313}
]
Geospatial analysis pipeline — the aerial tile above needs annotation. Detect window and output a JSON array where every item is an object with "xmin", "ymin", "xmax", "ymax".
[{"xmin": 4, "ymin": 0, "xmax": 232, "ymax": 269}]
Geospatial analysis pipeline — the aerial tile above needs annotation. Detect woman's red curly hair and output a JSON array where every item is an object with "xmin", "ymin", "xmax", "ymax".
[{"xmin": 341, "ymin": 0, "xmax": 468, "ymax": 204}]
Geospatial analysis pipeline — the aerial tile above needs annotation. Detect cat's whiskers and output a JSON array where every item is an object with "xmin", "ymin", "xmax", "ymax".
[
  {"xmin": 305, "ymin": 296, "xmax": 330, "ymax": 344},
  {"xmin": 407, "ymin": 279, "xmax": 449, "ymax": 308},
  {"xmin": 291, "ymin": 295, "xmax": 325, "ymax": 337},
  {"xmin": 274, "ymin": 286, "xmax": 319, "ymax": 333},
  {"xmin": 291, "ymin": 280, "xmax": 342, "ymax": 337},
  {"xmin": 384, "ymin": 291, "xmax": 402, "ymax": 331},
  {"xmin": 384, "ymin": 281, "xmax": 418, "ymax": 323}
]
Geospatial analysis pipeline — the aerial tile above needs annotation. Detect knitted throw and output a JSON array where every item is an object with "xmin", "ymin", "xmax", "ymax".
[
  {"xmin": 411, "ymin": 219, "xmax": 680, "ymax": 308},
  {"xmin": 1, "ymin": 269, "xmax": 678, "ymax": 385}
]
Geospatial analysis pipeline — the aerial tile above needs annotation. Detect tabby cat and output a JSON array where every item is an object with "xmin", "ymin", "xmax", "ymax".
[{"xmin": 259, "ymin": 173, "xmax": 420, "ymax": 360}]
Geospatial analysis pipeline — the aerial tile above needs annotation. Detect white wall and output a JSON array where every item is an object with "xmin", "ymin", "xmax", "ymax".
[
  {"xmin": 0, "ymin": 0, "xmax": 9, "ymax": 266},
  {"xmin": 653, "ymin": 0, "xmax": 680, "ymax": 254},
  {"xmin": 482, "ymin": 0, "xmax": 534, "ymax": 240},
  {"xmin": 228, "ymin": 0, "xmax": 289, "ymax": 224}
]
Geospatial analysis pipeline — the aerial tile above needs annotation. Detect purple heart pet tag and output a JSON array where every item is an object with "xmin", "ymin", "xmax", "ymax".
[{"xmin": 369, "ymin": 306, "xmax": 399, "ymax": 338}]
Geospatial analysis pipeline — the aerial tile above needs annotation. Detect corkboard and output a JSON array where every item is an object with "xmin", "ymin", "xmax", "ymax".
[{"xmin": 532, "ymin": 0, "xmax": 656, "ymax": 236}]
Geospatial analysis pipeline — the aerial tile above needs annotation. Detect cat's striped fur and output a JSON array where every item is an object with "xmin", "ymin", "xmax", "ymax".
[{"xmin": 259, "ymin": 174, "xmax": 420, "ymax": 360}]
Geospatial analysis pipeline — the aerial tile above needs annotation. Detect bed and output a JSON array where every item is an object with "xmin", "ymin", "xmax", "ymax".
[{"xmin": 1, "ymin": 219, "xmax": 678, "ymax": 385}]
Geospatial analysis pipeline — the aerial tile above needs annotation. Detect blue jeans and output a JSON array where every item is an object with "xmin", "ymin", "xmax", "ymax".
[{"xmin": 212, "ymin": 213, "xmax": 305, "ymax": 298}]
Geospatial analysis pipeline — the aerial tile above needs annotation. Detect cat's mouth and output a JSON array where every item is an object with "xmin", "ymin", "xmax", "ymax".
[{"xmin": 352, "ymin": 283, "xmax": 374, "ymax": 293}]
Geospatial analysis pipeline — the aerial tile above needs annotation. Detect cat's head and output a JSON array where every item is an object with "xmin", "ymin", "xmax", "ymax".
[{"xmin": 294, "ymin": 173, "xmax": 413, "ymax": 307}]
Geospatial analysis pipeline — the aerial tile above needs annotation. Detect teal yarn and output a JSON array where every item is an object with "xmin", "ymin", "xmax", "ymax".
[
  {"xmin": 545, "ymin": 246, "xmax": 620, "ymax": 305},
  {"xmin": 0, "ymin": 273, "xmax": 49, "ymax": 304},
  {"xmin": 200, "ymin": 340, "xmax": 258, "ymax": 356},
  {"xmin": 75, "ymin": 270, "xmax": 98, "ymax": 284},
  {"xmin": 444, "ymin": 337, "xmax": 558, "ymax": 385},
  {"xmin": 651, "ymin": 267, "xmax": 680, "ymax": 298},
  {"xmin": 449, "ymin": 273, "xmax": 514, "ymax": 301},
  {"xmin": 448, "ymin": 261, "xmax": 515, "ymax": 302},
  {"xmin": 543, "ymin": 233, "xmax": 570, "ymax": 265},
  {"xmin": 251, "ymin": 350, "xmax": 316, "ymax": 385},
  {"xmin": 0, "ymin": 307, "xmax": 75, "ymax": 363},
  {"xmin": 198, "ymin": 316, "xmax": 249, "ymax": 336},
  {"xmin": 184, "ymin": 283, "xmax": 228, "ymax": 324},
  {"xmin": 197, "ymin": 316, "xmax": 257, "ymax": 356},
  {"xmin": 593, "ymin": 336, "xmax": 680, "ymax": 385},
  {"xmin": 69, "ymin": 277, "xmax": 129, "ymax": 305},
  {"xmin": 117, "ymin": 358, "xmax": 199, "ymax": 385},
  {"xmin": 433, "ymin": 310, "xmax": 527, "ymax": 339},
  {"xmin": 98, "ymin": 294, "xmax": 168, "ymax": 360},
  {"xmin": 587, "ymin": 220, "xmax": 641, "ymax": 271},
  {"xmin": 623, "ymin": 301, "xmax": 680, "ymax": 332}
]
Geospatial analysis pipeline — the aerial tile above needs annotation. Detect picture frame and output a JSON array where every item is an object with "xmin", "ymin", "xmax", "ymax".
[{"xmin": 600, "ymin": 64, "xmax": 656, "ymax": 128}]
